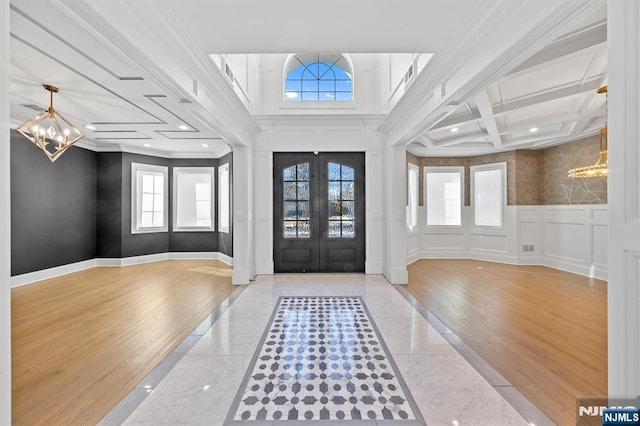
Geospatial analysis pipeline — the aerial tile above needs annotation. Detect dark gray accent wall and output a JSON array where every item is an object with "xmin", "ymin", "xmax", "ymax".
[
  {"xmin": 169, "ymin": 158, "xmax": 219, "ymax": 253},
  {"xmin": 96, "ymin": 152, "xmax": 123, "ymax": 258},
  {"xmin": 12, "ymin": 132, "xmax": 234, "ymax": 275},
  {"xmin": 11, "ymin": 130, "xmax": 97, "ymax": 275},
  {"xmin": 218, "ymin": 152, "xmax": 233, "ymax": 257}
]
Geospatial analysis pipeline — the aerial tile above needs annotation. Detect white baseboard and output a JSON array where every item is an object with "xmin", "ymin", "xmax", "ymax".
[
  {"xmin": 11, "ymin": 259, "xmax": 97, "ymax": 288},
  {"xmin": 544, "ymin": 257, "xmax": 608, "ymax": 280},
  {"xmin": 408, "ymin": 251, "xmax": 607, "ymax": 280},
  {"xmin": 12, "ymin": 252, "xmax": 234, "ymax": 287}
]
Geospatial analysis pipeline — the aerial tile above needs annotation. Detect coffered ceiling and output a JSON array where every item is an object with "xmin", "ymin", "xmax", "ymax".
[
  {"xmin": 409, "ymin": 17, "xmax": 607, "ymax": 156},
  {"xmin": 8, "ymin": 0, "xmax": 607, "ymax": 157}
]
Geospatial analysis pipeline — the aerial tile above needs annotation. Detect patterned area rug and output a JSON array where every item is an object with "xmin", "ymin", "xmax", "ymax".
[{"xmin": 224, "ymin": 296, "xmax": 425, "ymax": 425}]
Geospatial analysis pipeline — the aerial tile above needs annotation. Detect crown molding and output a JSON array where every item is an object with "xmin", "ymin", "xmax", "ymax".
[
  {"xmin": 52, "ymin": 0, "xmax": 260, "ymax": 148},
  {"xmin": 254, "ymin": 114, "xmax": 387, "ymax": 128}
]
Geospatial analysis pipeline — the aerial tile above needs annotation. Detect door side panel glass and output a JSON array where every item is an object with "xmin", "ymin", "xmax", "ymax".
[
  {"xmin": 283, "ymin": 163, "xmax": 311, "ymax": 239},
  {"xmin": 327, "ymin": 162, "xmax": 355, "ymax": 238}
]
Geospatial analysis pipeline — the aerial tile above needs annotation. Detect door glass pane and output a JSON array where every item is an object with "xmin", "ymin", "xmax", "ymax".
[
  {"xmin": 297, "ymin": 182, "xmax": 309, "ymax": 200},
  {"xmin": 328, "ymin": 162, "xmax": 341, "ymax": 180},
  {"xmin": 328, "ymin": 182, "xmax": 340, "ymax": 201},
  {"xmin": 341, "ymin": 182, "xmax": 354, "ymax": 200},
  {"xmin": 284, "ymin": 221, "xmax": 297, "ymax": 238},
  {"xmin": 328, "ymin": 200, "xmax": 341, "ymax": 218},
  {"xmin": 283, "ymin": 182, "xmax": 297, "ymax": 200},
  {"xmin": 283, "ymin": 162, "xmax": 310, "ymax": 239},
  {"xmin": 283, "ymin": 166, "xmax": 296, "ymax": 181},
  {"xmin": 341, "ymin": 166, "xmax": 354, "ymax": 180},
  {"xmin": 297, "ymin": 163, "xmax": 309, "ymax": 180},
  {"xmin": 284, "ymin": 201, "xmax": 297, "ymax": 220},
  {"xmin": 327, "ymin": 162, "xmax": 355, "ymax": 239},
  {"xmin": 342, "ymin": 201, "xmax": 354, "ymax": 220},
  {"xmin": 342, "ymin": 221, "xmax": 354, "ymax": 238},
  {"xmin": 297, "ymin": 201, "xmax": 309, "ymax": 220},
  {"xmin": 298, "ymin": 221, "xmax": 310, "ymax": 238},
  {"xmin": 328, "ymin": 221, "xmax": 341, "ymax": 238}
]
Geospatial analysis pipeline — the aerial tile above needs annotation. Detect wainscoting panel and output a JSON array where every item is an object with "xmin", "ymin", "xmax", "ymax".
[{"xmin": 410, "ymin": 205, "xmax": 608, "ymax": 280}]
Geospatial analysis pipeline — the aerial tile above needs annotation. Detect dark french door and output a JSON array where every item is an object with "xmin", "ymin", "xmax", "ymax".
[{"xmin": 273, "ymin": 152, "xmax": 365, "ymax": 273}]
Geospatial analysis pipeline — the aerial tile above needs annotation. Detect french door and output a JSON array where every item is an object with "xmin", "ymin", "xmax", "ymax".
[{"xmin": 273, "ymin": 152, "xmax": 365, "ymax": 273}]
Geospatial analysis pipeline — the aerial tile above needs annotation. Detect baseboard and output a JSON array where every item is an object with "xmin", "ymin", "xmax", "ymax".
[
  {"xmin": 12, "ymin": 252, "xmax": 234, "ymax": 287},
  {"xmin": 408, "ymin": 251, "xmax": 607, "ymax": 280},
  {"xmin": 365, "ymin": 260, "xmax": 384, "ymax": 275},
  {"xmin": 544, "ymin": 257, "xmax": 608, "ymax": 280},
  {"xmin": 11, "ymin": 259, "xmax": 97, "ymax": 288},
  {"xmin": 383, "ymin": 265, "xmax": 408, "ymax": 284}
]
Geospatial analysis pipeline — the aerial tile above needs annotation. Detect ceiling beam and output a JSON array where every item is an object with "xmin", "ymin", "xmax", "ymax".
[
  {"xmin": 568, "ymin": 76, "xmax": 608, "ymax": 137},
  {"xmin": 427, "ymin": 79, "xmax": 601, "ymax": 133},
  {"xmin": 432, "ymin": 131, "xmax": 489, "ymax": 147},
  {"xmin": 498, "ymin": 112, "xmax": 582, "ymax": 135},
  {"xmin": 508, "ymin": 19, "xmax": 606, "ymax": 76},
  {"xmin": 473, "ymin": 90, "xmax": 502, "ymax": 147},
  {"xmin": 493, "ymin": 79, "xmax": 602, "ymax": 115},
  {"xmin": 379, "ymin": 0, "xmax": 603, "ymax": 146},
  {"xmin": 430, "ymin": 111, "xmax": 482, "ymax": 131}
]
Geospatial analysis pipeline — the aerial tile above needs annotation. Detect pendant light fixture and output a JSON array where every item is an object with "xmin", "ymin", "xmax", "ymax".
[
  {"xmin": 15, "ymin": 84, "xmax": 85, "ymax": 163},
  {"xmin": 568, "ymin": 86, "xmax": 608, "ymax": 178}
]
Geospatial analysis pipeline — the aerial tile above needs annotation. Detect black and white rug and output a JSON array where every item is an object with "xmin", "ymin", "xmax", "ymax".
[{"xmin": 224, "ymin": 296, "xmax": 425, "ymax": 425}]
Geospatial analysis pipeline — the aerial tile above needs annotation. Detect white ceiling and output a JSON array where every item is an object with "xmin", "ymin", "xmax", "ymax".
[{"xmin": 8, "ymin": 0, "xmax": 607, "ymax": 157}]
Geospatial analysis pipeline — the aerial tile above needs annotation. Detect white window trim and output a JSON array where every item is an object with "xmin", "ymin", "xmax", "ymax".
[
  {"xmin": 407, "ymin": 163, "xmax": 419, "ymax": 233},
  {"xmin": 172, "ymin": 167, "xmax": 215, "ymax": 233},
  {"xmin": 280, "ymin": 54, "xmax": 357, "ymax": 109},
  {"xmin": 218, "ymin": 163, "xmax": 230, "ymax": 233},
  {"xmin": 424, "ymin": 166, "xmax": 464, "ymax": 231},
  {"xmin": 131, "ymin": 162, "xmax": 168, "ymax": 234},
  {"xmin": 470, "ymin": 161, "xmax": 507, "ymax": 231}
]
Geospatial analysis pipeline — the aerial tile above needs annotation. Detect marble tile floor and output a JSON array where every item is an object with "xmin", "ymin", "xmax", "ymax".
[{"xmin": 101, "ymin": 274, "xmax": 553, "ymax": 426}]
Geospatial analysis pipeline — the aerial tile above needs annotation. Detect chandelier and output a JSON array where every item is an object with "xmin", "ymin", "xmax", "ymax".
[
  {"xmin": 15, "ymin": 84, "xmax": 85, "ymax": 163},
  {"xmin": 568, "ymin": 86, "xmax": 608, "ymax": 178}
]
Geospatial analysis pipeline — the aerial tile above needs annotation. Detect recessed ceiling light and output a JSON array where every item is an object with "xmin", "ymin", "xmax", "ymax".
[
  {"xmin": 178, "ymin": 124, "xmax": 189, "ymax": 130},
  {"xmin": 202, "ymin": 143, "xmax": 209, "ymax": 147},
  {"xmin": 85, "ymin": 125, "xmax": 96, "ymax": 130},
  {"xmin": 143, "ymin": 143, "xmax": 151, "ymax": 147},
  {"xmin": 529, "ymin": 127, "xmax": 538, "ymax": 132},
  {"xmin": 450, "ymin": 127, "xmax": 459, "ymax": 133}
]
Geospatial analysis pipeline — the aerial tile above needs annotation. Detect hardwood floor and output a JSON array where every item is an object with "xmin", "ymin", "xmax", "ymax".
[
  {"xmin": 11, "ymin": 260, "xmax": 234, "ymax": 426},
  {"xmin": 406, "ymin": 259, "xmax": 607, "ymax": 426}
]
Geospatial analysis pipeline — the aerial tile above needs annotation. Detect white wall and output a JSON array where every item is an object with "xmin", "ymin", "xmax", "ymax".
[
  {"xmin": 409, "ymin": 205, "xmax": 608, "ymax": 280},
  {"xmin": 211, "ymin": 54, "xmax": 256, "ymax": 111},
  {"xmin": 0, "ymin": 0, "xmax": 11, "ymax": 422},
  {"xmin": 255, "ymin": 54, "xmax": 387, "ymax": 115},
  {"xmin": 253, "ymin": 115, "xmax": 386, "ymax": 276},
  {"xmin": 608, "ymin": 0, "xmax": 640, "ymax": 397}
]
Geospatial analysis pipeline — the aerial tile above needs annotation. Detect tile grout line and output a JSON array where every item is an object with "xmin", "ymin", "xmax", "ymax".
[
  {"xmin": 97, "ymin": 285, "xmax": 246, "ymax": 426},
  {"xmin": 391, "ymin": 284, "xmax": 555, "ymax": 426}
]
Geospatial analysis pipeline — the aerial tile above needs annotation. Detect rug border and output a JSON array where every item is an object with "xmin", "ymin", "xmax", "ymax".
[{"xmin": 223, "ymin": 295, "xmax": 427, "ymax": 425}]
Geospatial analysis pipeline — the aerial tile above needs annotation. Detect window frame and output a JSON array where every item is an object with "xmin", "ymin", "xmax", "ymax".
[
  {"xmin": 172, "ymin": 167, "xmax": 215, "ymax": 233},
  {"xmin": 423, "ymin": 166, "xmax": 464, "ymax": 231},
  {"xmin": 282, "ymin": 54, "xmax": 355, "ymax": 106},
  {"xmin": 407, "ymin": 163, "xmax": 419, "ymax": 232},
  {"xmin": 131, "ymin": 162, "xmax": 169, "ymax": 234},
  {"xmin": 470, "ymin": 161, "xmax": 507, "ymax": 230},
  {"xmin": 218, "ymin": 163, "xmax": 230, "ymax": 234}
]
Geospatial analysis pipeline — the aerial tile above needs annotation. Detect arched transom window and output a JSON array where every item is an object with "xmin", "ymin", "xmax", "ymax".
[{"xmin": 284, "ymin": 54, "xmax": 353, "ymax": 102}]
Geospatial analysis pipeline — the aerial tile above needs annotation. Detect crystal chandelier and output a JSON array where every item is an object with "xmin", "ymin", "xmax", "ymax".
[
  {"xmin": 15, "ymin": 84, "xmax": 85, "ymax": 163},
  {"xmin": 568, "ymin": 86, "xmax": 608, "ymax": 178}
]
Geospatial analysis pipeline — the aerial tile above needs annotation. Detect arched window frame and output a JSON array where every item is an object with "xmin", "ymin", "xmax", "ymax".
[{"xmin": 283, "ymin": 54, "xmax": 354, "ymax": 102}]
